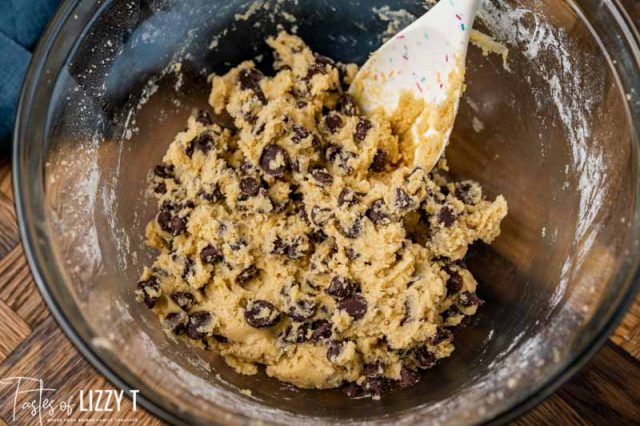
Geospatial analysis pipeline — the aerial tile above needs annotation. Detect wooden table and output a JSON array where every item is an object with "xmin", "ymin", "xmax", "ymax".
[{"xmin": 2, "ymin": 2, "xmax": 640, "ymax": 423}]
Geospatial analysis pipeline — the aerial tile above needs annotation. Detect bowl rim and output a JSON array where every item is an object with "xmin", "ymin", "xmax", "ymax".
[{"xmin": 12, "ymin": 0, "xmax": 640, "ymax": 424}]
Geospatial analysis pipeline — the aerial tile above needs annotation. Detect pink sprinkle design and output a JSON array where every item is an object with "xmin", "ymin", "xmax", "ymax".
[
  {"xmin": 416, "ymin": 82, "xmax": 423, "ymax": 93},
  {"xmin": 402, "ymin": 44, "xmax": 409, "ymax": 61}
]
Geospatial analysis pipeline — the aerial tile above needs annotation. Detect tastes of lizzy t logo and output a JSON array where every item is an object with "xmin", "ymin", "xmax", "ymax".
[{"xmin": 0, "ymin": 376, "xmax": 139, "ymax": 424}]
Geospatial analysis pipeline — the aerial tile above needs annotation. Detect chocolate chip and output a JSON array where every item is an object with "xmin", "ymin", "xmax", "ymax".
[
  {"xmin": 325, "ymin": 113, "xmax": 344, "ymax": 133},
  {"xmin": 415, "ymin": 346, "xmax": 437, "ymax": 369},
  {"xmin": 398, "ymin": 367, "xmax": 420, "ymax": 388},
  {"xmin": 290, "ymin": 186, "xmax": 303, "ymax": 201},
  {"xmin": 438, "ymin": 205, "xmax": 457, "ymax": 227},
  {"xmin": 312, "ymin": 134, "xmax": 324, "ymax": 153},
  {"xmin": 260, "ymin": 144, "xmax": 290, "ymax": 177},
  {"xmin": 430, "ymin": 328, "xmax": 453, "ymax": 345},
  {"xmin": 185, "ymin": 141, "xmax": 195, "ymax": 157},
  {"xmin": 306, "ymin": 63, "xmax": 326, "ymax": 79},
  {"xmin": 158, "ymin": 207, "xmax": 188, "ymax": 236},
  {"xmin": 354, "ymin": 118, "xmax": 372, "ymax": 142},
  {"xmin": 366, "ymin": 199, "xmax": 389, "ymax": 225},
  {"xmin": 324, "ymin": 143, "xmax": 340, "ymax": 161},
  {"xmin": 309, "ymin": 230, "xmax": 327, "ymax": 243},
  {"xmin": 136, "ymin": 277, "xmax": 160, "ymax": 308},
  {"xmin": 395, "ymin": 188, "xmax": 413, "ymax": 209},
  {"xmin": 272, "ymin": 238, "xmax": 288, "ymax": 255},
  {"xmin": 326, "ymin": 340, "xmax": 343, "ymax": 362},
  {"xmin": 164, "ymin": 312, "xmax": 188, "ymax": 334},
  {"xmin": 363, "ymin": 377, "xmax": 388, "ymax": 397},
  {"xmin": 154, "ymin": 182, "xmax": 167, "ymax": 194},
  {"xmin": 239, "ymin": 159, "xmax": 254, "ymax": 174},
  {"xmin": 311, "ymin": 168, "xmax": 333, "ymax": 187},
  {"xmin": 446, "ymin": 269, "xmax": 463, "ymax": 294},
  {"xmin": 326, "ymin": 276, "xmax": 358, "ymax": 300},
  {"xmin": 280, "ymin": 323, "xmax": 309, "ymax": 344},
  {"xmin": 337, "ymin": 187, "xmax": 358, "ymax": 207},
  {"xmin": 151, "ymin": 266, "xmax": 168, "ymax": 277},
  {"xmin": 310, "ymin": 206, "xmax": 332, "ymax": 227},
  {"xmin": 157, "ymin": 211, "xmax": 172, "ymax": 233},
  {"xmin": 291, "ymin": 124, "xmax": 310, "ymax": 143},
  {"xmin": 459, "ymin": 291, "xmax": 484, "ymax": 308},
  {"xmin": 325, "ymin": 144, "xmax": 355, "ymax": 174},
  {"xmin": 363, "ymin": 362, "xmax": 383, "ymax": 377},
  {"xmin": 199, "ymin": 184, "xmax": 224, "ymax": 203},
  {"xmin": 339, "ymin": 94, "xmax": 360, "ymax": 116},
  {"xmin": 442, "ymin": 304, "xmax": 460, "ymax": 318},
  {"xmin": 236, "ymin": 265, "xmax": 259, "ymax": 285},
  {"xmin": 313, "ymin": 52, "xmax": 335, "ymax": 67},
  {"xmin": 339, "ymin": 219, "xmax": 362, "ymax": 239},
  {"xmin": 369, "ymin": 150, "xmax": 387, "ymax": 173},
  {"xmin": 169, "ymin": 216, "xmax": 187, "ymax": 236},
  {"xmin": 455, "ymin": 181, "xmax": 479, "ymax": 205},
  {"xmin": 194, "ymin": 133, "xmax": 215, "ymax": 154},
  {"xmin": 337, "ymin": 63, "xmax": 351, "ymax": 88},
  {"xmin": 181, "ymin": 258, "xmax": 195, "ymax": 280},
  {"xmin": 272, "ymin": 237, "xmax": 305, "ymax": 260},
  {"xmin": 200, "ymin": 245, "xmax": 223, "ymax": 265},
  {"xmin": 238, "ymin": 68, "xmax": 267, "ymax": 104},
  {"xmin": 187, "ymin": 311, "xmax": 213, "ymax": 339},
  {"xmin": 195, "ymin": 110, "xmax": 213, "ymax": 125},
  {"xmin": 229, "ymin": 241, "xmax": 246, "ymax": 253},
  {"xmin": 345, "ymin": 247, "xmax": 359, "ymax": 261},
  {"xmin": 342, "ymin": 382, "xmax": 363, "ymax": 398},
  {"xmin": 288, "ymin": 299, "xmax": 317, "ymax": 321},
  {"xmin": 239, "ymin": 177, "xmax": 260, "ymax": 197},
  {"xmin": 154, "ymin": 163, "xmax": 174, "ymax": 178},
  {"xmin": 244, "ymin": 300, "xmax": 281, "ymax": 328},
  {"xmin": 338, "ymin": 295, "xmax": 367, "ymax": 320},
  {"xmin": 212, "ymin": 334, "xmax": 229, "ymax": 343},
  {"xmin": 306, "ymin": 53, "xmax": 334, "ymax": 78},
  {"xmin": 310, "ymin": 320, "xmax": 332, "ymax": 341},
  {"xmin": 170, "ymin": 291, "xmax": 195, "ymax": 311}
]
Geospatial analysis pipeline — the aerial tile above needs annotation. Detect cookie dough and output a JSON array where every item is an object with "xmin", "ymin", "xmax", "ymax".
[{"xmin": 135, "ymin": 32, "xmax": 507, "ymax": 397}]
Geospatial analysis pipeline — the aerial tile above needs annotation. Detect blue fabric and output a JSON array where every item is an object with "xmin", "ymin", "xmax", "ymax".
[{"xmin": 0, "ymin": 0, "xmax": 60, "ymax": 146}]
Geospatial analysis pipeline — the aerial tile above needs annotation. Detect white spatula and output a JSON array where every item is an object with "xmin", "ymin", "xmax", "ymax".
[{"xmin": 350, "ymin": 0, "xmax": 480, "ymax": 172}]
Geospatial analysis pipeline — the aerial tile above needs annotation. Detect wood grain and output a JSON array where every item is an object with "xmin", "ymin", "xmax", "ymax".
[
  {"xmin": 612, "ymin": 298, "xmax": 640, "ymax": 359},
  {"xmin": 515, "ymin": 343, "xmax": 640, "ymax": 425}
]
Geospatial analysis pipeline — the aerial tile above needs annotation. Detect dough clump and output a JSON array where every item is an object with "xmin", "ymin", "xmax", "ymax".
[{"xmin": 136, "ymin": 32, "xmax": 507, "ymax": 398}]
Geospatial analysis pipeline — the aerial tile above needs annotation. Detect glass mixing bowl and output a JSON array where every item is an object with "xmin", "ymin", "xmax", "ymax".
[{"xmin": 13, "ymin": 0, "xmax": 640, "ymax": 424}]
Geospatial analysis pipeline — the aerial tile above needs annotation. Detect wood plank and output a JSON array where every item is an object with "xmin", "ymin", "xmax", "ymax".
[
  {"xmin": 611, "ymin": 296, "xmax": 640, "ymax": 360},
  {"xmin": 0, "ymin": 194, "xmax": 19, "ymax": 259},
  {"xmin": 512, "ymin": 393, "xmax": 588, "ymax": 426},
  {"xmin": 514, "ymin": 342, "xmax": 640, "ymax": 425},
  {"xmin": 0, "ymin": 162, "xmax": 11, "ymax": 201},
  {"xmin": 0, "ymin": 300, "xmax": 30, "ymax": 362},
  {"xmin": 0, "ymin": 245, "xmax": 49, "ymax": 328},
  {"xmin": 0, "ymin": 317, "xmax": 164, "ymax": 425}
]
